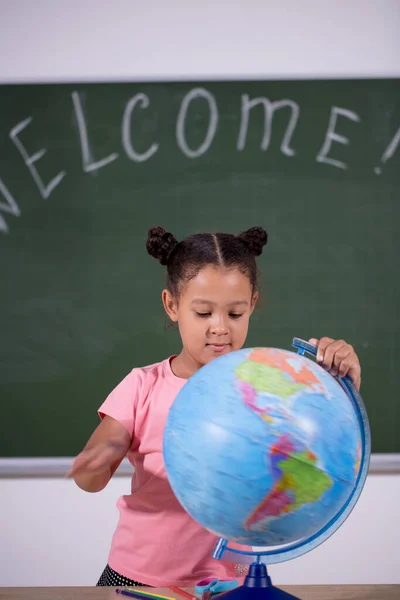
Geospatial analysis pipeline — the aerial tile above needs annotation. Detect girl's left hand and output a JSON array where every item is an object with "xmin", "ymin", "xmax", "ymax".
[{"xmin": 308, "ymin": 337, "xmax": 361, "ymax": 390}]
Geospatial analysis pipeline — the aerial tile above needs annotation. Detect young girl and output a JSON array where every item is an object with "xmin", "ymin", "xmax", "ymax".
[{"xmin": 69, "ymin": 225, "xmax": 361, "ymax": 588}]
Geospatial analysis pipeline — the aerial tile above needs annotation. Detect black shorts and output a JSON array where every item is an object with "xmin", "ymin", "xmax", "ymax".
[{"xmin": 97, "ymin": 564, "xmax": 151, "ymax": 587}]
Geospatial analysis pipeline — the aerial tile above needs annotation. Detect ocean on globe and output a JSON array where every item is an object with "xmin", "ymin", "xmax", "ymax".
[{"xmin": 163, "ymin": 347, "xmax": 362, "ymax": 548}]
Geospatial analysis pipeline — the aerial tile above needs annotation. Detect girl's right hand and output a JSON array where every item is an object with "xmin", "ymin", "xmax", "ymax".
[
  {"xmin": 67, "ymin": 440, "xmax": 128, "ymax": 478},
  {"xmin": 67, "ymin": 415, "xmax": 132, "ymax": 491}
]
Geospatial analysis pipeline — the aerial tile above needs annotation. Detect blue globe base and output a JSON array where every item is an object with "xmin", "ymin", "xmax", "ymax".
[{"xmin": 220, "ymin": 564, "xmax": 301, "ymax": 600}]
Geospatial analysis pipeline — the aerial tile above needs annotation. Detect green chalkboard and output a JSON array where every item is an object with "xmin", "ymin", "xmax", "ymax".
[{"xmin": 0, "ymin": 78, "xmax": 399, "ymax": 457}]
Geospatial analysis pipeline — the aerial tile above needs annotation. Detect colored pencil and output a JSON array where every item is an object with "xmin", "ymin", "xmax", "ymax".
[
  {"xmin": 169, "ymin": 586, "xmax": 196, "ymax": 600},
  {"xmin": 127, "ymin": 590, "xmax": 176, "ymax": 600},
  {"xmin": 116, "ymin": 590, "xmax": 164, "ymax": 600}
]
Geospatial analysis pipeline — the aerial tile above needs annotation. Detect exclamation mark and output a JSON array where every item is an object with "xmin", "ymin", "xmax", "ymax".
[{"xmin": 375, "ymin": 126, "xmax": 400, "ymax": 174}]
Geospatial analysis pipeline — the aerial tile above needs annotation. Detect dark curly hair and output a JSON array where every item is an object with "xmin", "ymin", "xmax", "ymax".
[{"xmin": 146, "ymin": 226, "xmax": 268, "ymax": 297}]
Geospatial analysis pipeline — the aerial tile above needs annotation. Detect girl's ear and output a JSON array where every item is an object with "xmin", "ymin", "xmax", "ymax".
[
  {"xmin": 162, "ymin": 289, "xmax": 179, "ymax": 322},
  {"xmin": 250, "ymin": 292, "xmax": 259, "ymax": 315}
]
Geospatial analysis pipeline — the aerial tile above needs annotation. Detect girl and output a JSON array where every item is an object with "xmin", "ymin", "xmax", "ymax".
[{"xmin": 69, "ymin": 225, "xmax": 361, "ymax": 588}]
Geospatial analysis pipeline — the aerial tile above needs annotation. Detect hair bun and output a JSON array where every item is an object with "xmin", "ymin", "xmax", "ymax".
[
  {"xmin": 238, "ymin": 226, "xmax": 268, "ymax": 256},
  {"xmin": 146, "ymin": 226, "xmax": 179, "ymax": 265}
]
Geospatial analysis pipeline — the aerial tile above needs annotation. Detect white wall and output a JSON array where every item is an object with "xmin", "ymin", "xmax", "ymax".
[
  {"xmin": 1, "ymin": 0, "xmax": 400, "ymax": 587},
  {"xmin": 0, "ymin": 0, "xmax": 399, "ymax": 82},
  {"xmin": 1, "ymin": 474, "xmax": 399, "ymax": 586}
]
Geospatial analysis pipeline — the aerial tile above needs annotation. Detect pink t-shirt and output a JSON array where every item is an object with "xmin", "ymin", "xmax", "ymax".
[{"xmin": 98, "ymin": 357, "xmax": 245, "ymax": 587}]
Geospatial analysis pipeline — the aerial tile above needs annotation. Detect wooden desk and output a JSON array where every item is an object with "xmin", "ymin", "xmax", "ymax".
[{"xmin": 0, "ymin": 587, "xmax": 399, "ymax": 600}]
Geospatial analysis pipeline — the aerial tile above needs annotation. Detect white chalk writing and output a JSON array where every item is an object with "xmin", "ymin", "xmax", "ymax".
[
  {"xmin": 238, "ymin": 96, "xmax": 299, "ymax": 156},
  {"xmin": 9, "ymin": 117, "xmax": 66, "ymax": 198},
  {"xmin": 72, "ymin": 91, "xmax": 118, "ymax": 173},
  {"xmin": 0, "ymin": 177, "xmax": 20, "ymax": 233},
  {"xmin": 122, "ymin": 94, "xmax": 159, "ymax": 162},
  {"xmin": 316, "ymin": 107, "xmax": 360, "ymax": 170},
  {"xmin": 1, "ymin": 86, "xmax": 397, "ymax": 235},
  {"xmin": 375, "ymin": 126, "xmax": 400, "ymax": 174},
  {"xmin": 176, "ymin": 88, "xmax": 218, "ymax": 158}
]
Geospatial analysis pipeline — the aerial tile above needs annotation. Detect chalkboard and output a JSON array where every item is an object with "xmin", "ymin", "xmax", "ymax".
[{"xmin": 0, "ymin": 78, "xmax": 399, "ymax": 458}]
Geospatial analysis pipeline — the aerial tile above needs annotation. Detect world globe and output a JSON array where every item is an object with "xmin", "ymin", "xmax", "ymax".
[{"xmin": 164, "ymin": 339, "xmax": 370, "ymax": 600}]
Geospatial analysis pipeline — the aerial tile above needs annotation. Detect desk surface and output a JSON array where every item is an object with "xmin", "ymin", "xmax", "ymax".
[{"xmin": 0, "ymin": 587, "xmax": 399, "ymax": 600}]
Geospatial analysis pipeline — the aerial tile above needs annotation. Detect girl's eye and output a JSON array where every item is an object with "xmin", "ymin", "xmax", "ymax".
[{"xmin": 195, "ymin": 312, "xmax": 243, "ymax": 319}]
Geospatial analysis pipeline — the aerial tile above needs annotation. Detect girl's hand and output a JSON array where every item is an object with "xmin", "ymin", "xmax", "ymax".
[
  {"xmin": 67, "ymin": 440, "xmax": 128, "ymax": 478},
  {"xmin": 67, "ymin": 415, "xmax": 131, "ymax": 491},
  {"xmin": 309, "ymin": 337, "xmax": 361, "ymax": 390}
]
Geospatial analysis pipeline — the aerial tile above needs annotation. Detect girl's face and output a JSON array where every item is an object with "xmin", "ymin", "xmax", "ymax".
[{"xmin": 163, "ymin": 266, "xmax": 258, "ymax": 376}]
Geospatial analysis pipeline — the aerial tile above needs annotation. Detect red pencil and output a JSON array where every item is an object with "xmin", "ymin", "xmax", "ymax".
[{"xmin": 169, "ymin": 586, "xmax": 195, "ymax": 600}]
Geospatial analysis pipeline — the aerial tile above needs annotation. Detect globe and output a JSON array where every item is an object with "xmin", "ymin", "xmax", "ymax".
[{"xmin": 163, "ymin": 339, "xmax": 370, "ymax": 600}]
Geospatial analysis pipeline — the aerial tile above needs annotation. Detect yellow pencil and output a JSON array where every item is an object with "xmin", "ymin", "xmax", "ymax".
[{"xmin": 126, "ymin": 589, "xmax": 176, "ymax": 600}]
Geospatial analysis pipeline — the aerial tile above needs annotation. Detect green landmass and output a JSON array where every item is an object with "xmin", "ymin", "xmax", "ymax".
[
  {"xmin": 279, "ymin": 452, "xmax": 333, "ymax": 510},
  {"xmin": 236, "ymin": 361, "xmax": 306, "ymax": 399}
]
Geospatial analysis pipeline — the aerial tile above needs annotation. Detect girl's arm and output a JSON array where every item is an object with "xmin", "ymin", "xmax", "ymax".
[{"xmin": 68, "ymin": 415, "xmax": 131, "ymax": 493}]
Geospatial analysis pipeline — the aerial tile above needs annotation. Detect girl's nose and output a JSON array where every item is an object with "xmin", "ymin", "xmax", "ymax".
[{"xmin": 209, "ymin": 315, "xmax": 228, "ymax": 335}]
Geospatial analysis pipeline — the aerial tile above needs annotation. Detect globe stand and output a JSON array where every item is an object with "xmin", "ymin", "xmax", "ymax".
[
  {"xmin": 212, "ymin": 541, "xmax": 303, "ymax": 600},
  {"xmin": 220, "ymin": 562, "xmax": 301, "ymax": 600}
]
